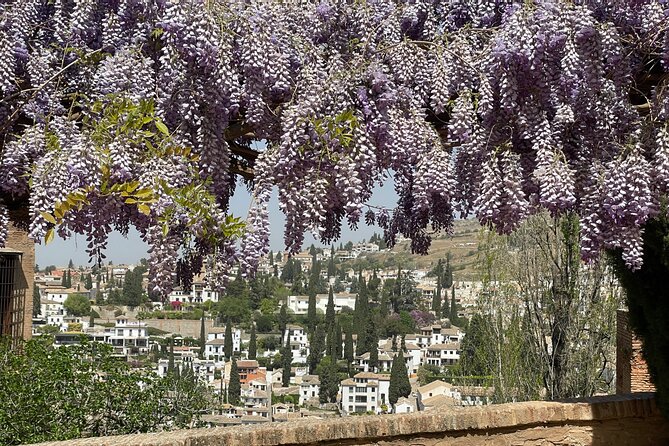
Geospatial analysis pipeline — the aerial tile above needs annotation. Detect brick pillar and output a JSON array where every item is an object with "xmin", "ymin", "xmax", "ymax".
[
  {"xmin": 5, "ymin": 208, "xmax": 34, "ymax": 341},
  {"xmin": 616, "ymin": 309, "xmax": 655, "ymax": 394}
]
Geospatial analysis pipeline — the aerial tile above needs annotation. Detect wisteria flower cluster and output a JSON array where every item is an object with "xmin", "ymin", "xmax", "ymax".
[{"xmin": 0, "ymin": 0, "xmax": 667, "ymax": 296}]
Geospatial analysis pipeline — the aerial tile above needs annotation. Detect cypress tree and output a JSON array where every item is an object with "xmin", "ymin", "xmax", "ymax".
[
  {"xmin": 432, "ymin": 276, "xmax": 442, "ymax": 314},
  {"xmin": 199, "ymin": 315, "xmax": 206, "ymax": 359},
  {"xmin": 269, "ymin": 250, "xmax": 274, "ymax": 266},
  {"xmin": 281, "ymin": 340, "xmax": 292, "ymax": 387},
  {"xmin": 61, "ymin": 271, "xmax": 67, "ymax": 287},
  {"xmin": 441, "ymin": 283, "xmax": 450, "ymax": 319},
  {"xmin": 32, "ymin": 284, "xmax": 40, "ymax": 317},
  {"xmin": 307, "ymin": 290, "xmax": 317, "ymax": 333},
  {"xmin": 84, "ymin": 273, "xmax": 93, "ymax": 290},
  {"xmin": 279, "ymin": 304, "xmax": 288, "ymax": 336},
  {"xmin": 401, "ymin": 334, "xmax": 407, "ymax": 353},
  {"xmin": 344, "ymin": 325, "xmax": 354, "ymax": 373},
  {"xmin": 354, "ymin": 275, "xmax": 369, "ymax": 355},
  {"xmin": 224, "ymin": 322, "xmax": 233, "ymax": 359},
  {"xmin": 334, "ymin": 322, "xmax": 343, "ymax": 360},
  {"xmin": 248, "ymin": 323, "xmax": 257, "ymax": 360},
  {"xmin": 66, "ymin": 270, "xmax": 72, "ymax": 288},
  {"xmin": 325, "ymin": 287, "xmax": 335, "ymax": 333},
  {"xmin": 308, "ymin": 325, "xmax": 326, "ymax": 374},
  {"xmin": 443, "ymin": 254, "xmax": 453, "ymax": 289},
  {"xmin": 228, "ymin": 358, "xmax": 241, "ymax": 405},
  {"xmin": 389, "ymin": 353, "xmax": 410, "ymax": 410},
  {"xmin": 367, "ymin": 317, "xmax": 378, "ymax": 371},
  {"xmin": 450, "ymin": 286, "xmax": 458, "ymax": 325},
  {"xmin": 318, "ymin": 356, "xmax": 340, "ymax": 403}
]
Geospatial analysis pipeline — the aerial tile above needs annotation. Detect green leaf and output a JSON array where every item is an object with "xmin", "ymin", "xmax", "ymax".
[
  {"xmin": 41, "ymin": 212, "xmax": 57, "ymax": 225},
  {"xmin": 138, "ymin": 204, "xmax": 151, "ymax": 215},
  {"xmin": 155, "ymin": 120, "xmax": 170, "ymax": 136},
  {"xmin": 45, "ymin": 228, "xmax": 55, "ymax": 245}
]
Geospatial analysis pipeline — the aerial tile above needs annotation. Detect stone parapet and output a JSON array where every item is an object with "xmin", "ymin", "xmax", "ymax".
[{"xmin": 32, "ymin": 393, "xmax": 669, "ymax": 446}]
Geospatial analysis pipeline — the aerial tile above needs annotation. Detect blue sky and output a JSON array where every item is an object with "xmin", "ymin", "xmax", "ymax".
[{"xmin": 36, "ymin": 180, "xmax": 399, "ymax": 268}]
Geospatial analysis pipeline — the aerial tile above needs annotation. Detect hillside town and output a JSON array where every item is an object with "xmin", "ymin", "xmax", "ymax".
[{"xmin": 31, "ymin": 235, "xmax": 495, "ymax": 424}]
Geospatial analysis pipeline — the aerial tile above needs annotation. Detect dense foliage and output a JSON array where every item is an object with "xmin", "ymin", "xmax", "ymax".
[
  {"xmin": 0, "ymin": 337, "xmax": 208, "ymax": 445},
  {"xmin": 0, "ymin": 0, "xmax": 667, "ymax": 297}
]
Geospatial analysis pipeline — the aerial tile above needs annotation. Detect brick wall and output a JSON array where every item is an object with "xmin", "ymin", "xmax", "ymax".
[
  {"xmin": 616, "ymin": 309, "xmax": 656, "ymax": 394},
  {"xmin": 6, "ymin": 207, "xmax": 34, "ymax": 341},
  {"xmin": 31, "ymin": 393, "xmax": 669, "ymax": 446}
]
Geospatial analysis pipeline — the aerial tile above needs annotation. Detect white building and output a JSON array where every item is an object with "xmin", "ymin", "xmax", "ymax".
[
  {"xmin": 207, "ymin": 326, "xmax": 242, "ymax": 353},
  {"xmin": 298, "ymin": 374, "xmax": 320, "ymax": 406},
  {"xmin": 43, "ymin": 287, "xmax": 78, "ymax": 304},
  {"xmin": 354, "ymin": 351, "xmax": 413, "ymax": 375},
  {"xmin": 418, "ymin": 325, "xmax": 464, "ymax": 347},
  {"xmin": 283, "ymin": 324, "xmax": 309, "ymax": 364},
  {"xmin": 425, "ymin": 342, "xmax": 460, "ymax": 368},
  {"xmin": 108, "ymin": 316, "xmax": 149, "ymax": 356},
  {"xmin": 286, "ymin": 292, "xmax": 357, "ymax": 315},
  {"xmin": 339, "ymin": 372, "xmax": 391, "ymax": 415},
  {"xmin": 352, "ymin": 243, "xmax": 380, "ymax": 255}
]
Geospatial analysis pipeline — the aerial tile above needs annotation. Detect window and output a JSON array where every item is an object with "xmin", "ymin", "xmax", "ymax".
[{"xmin": 349, "ymin": 396, "xmax": 353, "ymax": 402}]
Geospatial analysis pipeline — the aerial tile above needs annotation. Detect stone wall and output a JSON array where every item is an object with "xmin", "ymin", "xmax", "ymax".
[
  {"xmin": 141, "ymin": 318, "xmax": 216, "ymax": 337},
  {"xmin": 33, "ymin": 393, "xmax": 669, "ymax": 446},
  {"xmin": 6, "ymin": 207, "xmax": 34, "ymax": 341},
  {"xmin": 616, "ymin": 310, "xmax": 656, "ymax": 394}
]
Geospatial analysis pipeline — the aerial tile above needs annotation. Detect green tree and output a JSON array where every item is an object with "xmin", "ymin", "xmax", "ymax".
[
  {"xmin": 344, "ymin": 326, "xmax": 354, "ymax": 375},
  {"xmin": 449, "ymin": 286, "xmax": 458, "ymax": 325},
  {"xmin": 365, "ymin": 315, "xmax": 379, "ymax": 371},
  {"xmin": 269, "ymin": 250, "xmax": 274, "ymax": 266},
  {"xmin": 122, "ymin": 267, "xmax": 145, "ymax": 307},
  {"xmin": 199, "ymin": 316, "xmax": 206, "ymax": 359},
  {"xmin": 278, "ymin": 304, "xmax": 289, "ymax": 336},
  {"xmin": 84, "ymin": 273, "xmax": 93, "ymax": 290},
  {"xmin": 443, "ymin": 254, "xmax": 454, "ymax": 289},
  {"xmin": 441, "ymin": 283, "xmax": 450, "ymax": 319},
  {"xmin": 354, "ymin": 274, "xmax": 369, "ymax": 355},
  {"xmin": 389, "ymin": 353, "xmax": 410, "ymax": 410},
  {"xmin": 458, "ymin": 313, "xmax": 491, "ymax": 376},
  {"xmin": 334, "ymin": 322, "xmax": 343, "ymax": 360},
  {"xmin": 307, "ymin": 324, "xmax": 326, "ymax": 374},
  {"xmin": 32, "ymin": 284, "xmax": 40, "ymax": 317},
  {"xmin": 317, "ymin": 356, "xmax": 339, "ymax": 403},
  {"xmin": 307, "ymin": 290, "xmax": 317, "ymax": 333},
  {"xmin": 228, "ymin": 358, "xmax": 241, "ymax": 405},
  {"xmin": 68, "ymin": 259, "xmax": 74, "ymax": 269},
  {"xmin": 325, "ymin": 287, "xmax": 335, "ymax": 334},
  {"xmin": 432, "ymin": 276, "xmax": 441, "ymax": 314},
  {"xmin": 0, "ymin": 337, "xmax": 212, "ymax": 445},
  {"xmin": 248, "ymin": 323, "xmax": 257, "ymax": 360},
  {"xmin": 281, "ymin": 341, "xmax": 292, "ymax": 387},
  {"xmin": 224, "ymin": 322, "xmax": 233, "ymax": 359},
  {"xmin": 63, "ymin": 294, "xmax": 91, "ymax": 317},
  {"xmin": 216, "ymin": 296, "xmax": 251, "ymax": 324},
  {"xmin": 226, "ymin": 269, "xmax": 249, "ymax": 301}
]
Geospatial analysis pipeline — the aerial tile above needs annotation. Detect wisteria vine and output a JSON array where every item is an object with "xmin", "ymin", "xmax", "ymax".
[{"xmin": 0, "ymin": 0, "xmax": 668, "ymax": 296}]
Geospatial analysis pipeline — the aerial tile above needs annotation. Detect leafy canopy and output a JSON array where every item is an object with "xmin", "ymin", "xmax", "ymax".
[{"xmin": 0, "ymin": 0, "xmax": 667, "ymax": 297}]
